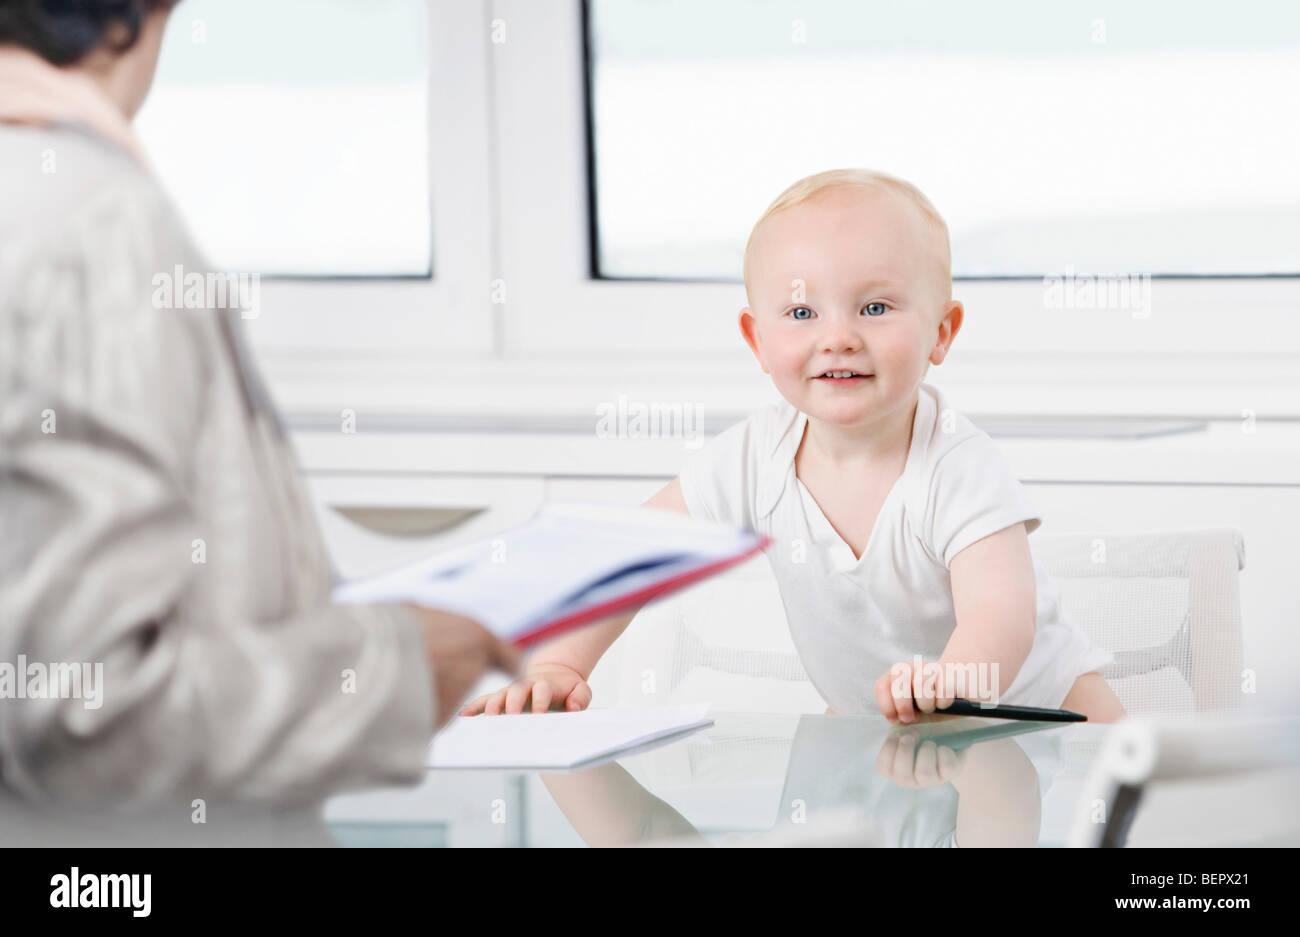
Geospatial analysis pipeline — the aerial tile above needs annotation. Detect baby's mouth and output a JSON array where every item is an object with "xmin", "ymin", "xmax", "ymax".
[{"xmin": 814, "ymin": 370, "xmax": 874, "ymax": 382}]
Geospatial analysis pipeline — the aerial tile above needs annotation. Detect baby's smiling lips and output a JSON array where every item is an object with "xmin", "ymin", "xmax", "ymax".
[{"xmin": 813, "ymin": 369, "xmax": 874, "ymax": 384}]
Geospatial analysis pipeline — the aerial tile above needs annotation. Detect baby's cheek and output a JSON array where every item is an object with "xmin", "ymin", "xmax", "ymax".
[
  {"xmin": 770, "ymin": 350, "xmax": 810, "ymax": 385},
  {"xmin": 772, "ymin": 368, "xmax": 814, "ymax": 408}
]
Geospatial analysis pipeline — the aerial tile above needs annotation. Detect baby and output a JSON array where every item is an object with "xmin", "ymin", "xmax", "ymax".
[{"xmin": 465, "ymin": 169, "xmax": 1127, "ymax": 724}]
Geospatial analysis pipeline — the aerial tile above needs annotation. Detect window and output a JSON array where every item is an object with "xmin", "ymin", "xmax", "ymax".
[
  {"xmin": 487, "ymin": 0, "xmax": 1298, "ymax": 414},
  {"xmin": 133, "ymin": 0, "xmax": 495, "ymax": 358},
  {"xmin": 137, "ymin": 0, "xmax": 430, "ymax": 277},
  {"xmin": 124, "ymin": 1, "xmax": 1296, "ymax": 417},
  {"xmin": 587, "ymin": 0, "xmax": 1300, "ymax": 280}
]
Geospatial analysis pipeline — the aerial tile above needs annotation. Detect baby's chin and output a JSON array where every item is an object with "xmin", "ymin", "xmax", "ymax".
[
  {"xmin": 784, "ymin": 389, "xmax": 883, "ymax": 428},
  {"xmin": 801, "ymin": 402, "xmax": 883, "ymax": 428},
  {"xmin": 780, "ymin": 376, "xmax": 916, "ymax": 428}
]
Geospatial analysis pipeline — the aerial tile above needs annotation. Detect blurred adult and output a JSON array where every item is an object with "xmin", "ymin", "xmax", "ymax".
[{"xmin": 0, "ymin": 0, "xmax": 517, "ymax": 815}]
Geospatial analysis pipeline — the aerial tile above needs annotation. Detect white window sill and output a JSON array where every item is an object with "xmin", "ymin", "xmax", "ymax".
[
  {"xmin": 261, "ymin": 349, "xmax": 1300, "ymax": 418},
  {"xmin": 288, "ymin": 412, "xmax": 1300, "ymax": 487}
]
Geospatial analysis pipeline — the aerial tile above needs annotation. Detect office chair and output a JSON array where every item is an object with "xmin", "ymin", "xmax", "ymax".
[
  {"xmin": 1034, "ymin": 527, "xmax": 1246, "ymax": 717},
  {"xmin": 594, "ymin": 554, "xmax": 823, "ymax": 714},
  {"xmin": 602, "ymin": 527, "xmax": 1247, "ymax": 717},
  {"xmin": 1067, "ymin": 713, "xmax": 1300, "ymax": 848}
]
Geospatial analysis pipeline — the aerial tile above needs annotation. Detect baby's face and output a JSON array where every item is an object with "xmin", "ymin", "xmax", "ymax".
[{"xmin": 741, "ymin": 188, "xmax": 959, "ymax": 431}]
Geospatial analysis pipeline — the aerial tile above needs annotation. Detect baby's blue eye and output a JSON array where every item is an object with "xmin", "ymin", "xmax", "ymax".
[
  {"xmin": 790, "ymin": 307, "xmax": 814, "ymax": 320},
  {"xmin": 864, "ymin": 302, "xmax": 888, "ymax": 317}
]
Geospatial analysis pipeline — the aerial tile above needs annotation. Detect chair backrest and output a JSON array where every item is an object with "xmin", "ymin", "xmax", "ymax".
[{"xmin": 1033, "ymin": 527, "xmax": 1246, "ymax": 717}]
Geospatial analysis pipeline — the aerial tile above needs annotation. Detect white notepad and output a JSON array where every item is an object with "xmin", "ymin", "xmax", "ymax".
[{"xmin": 427, "ymin": 705, "xmax": 714, "ymax": 770}]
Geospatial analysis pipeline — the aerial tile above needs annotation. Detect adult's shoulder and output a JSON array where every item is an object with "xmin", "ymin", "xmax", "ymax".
[
  {"xmin": 0, "ymin": 125, "xmax": 216, "ymax": 445},
  {"xmin": 0, "ymin": 125, "xmax": 209, "ymax": 319}
]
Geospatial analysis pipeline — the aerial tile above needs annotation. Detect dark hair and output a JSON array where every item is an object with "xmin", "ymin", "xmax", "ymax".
[{"xmin": 0, "ymin": 0, "xmax": 175, "ymax": 66}]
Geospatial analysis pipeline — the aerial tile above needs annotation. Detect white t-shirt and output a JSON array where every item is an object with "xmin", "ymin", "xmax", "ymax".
[{"xmin": 679, "ymin": 382, "xmax": 1113, "ymax": 711}]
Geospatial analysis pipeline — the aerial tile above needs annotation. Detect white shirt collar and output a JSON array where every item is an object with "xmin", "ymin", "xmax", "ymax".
[{"xmin": 756, "ymin": 386, "xmax": 938, "ymax": 521}]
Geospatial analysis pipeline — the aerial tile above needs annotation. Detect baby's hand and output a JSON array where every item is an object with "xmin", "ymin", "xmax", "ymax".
[
  {"xmin": 874, "ymin": 659, "xmax": 956, "ymax": 724},
  {"xmin": 460, "ymin": 662, "xmax": 592, "ymax": 715},
  {"xmin": 875, "ymin": 731, "xmax": 967, "ymax": 789}
]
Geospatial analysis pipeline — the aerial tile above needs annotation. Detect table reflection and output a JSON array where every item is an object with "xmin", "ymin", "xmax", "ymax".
[{"xmin": 542, "ymin": 714, "xmax": 1072, "ymax": 847}]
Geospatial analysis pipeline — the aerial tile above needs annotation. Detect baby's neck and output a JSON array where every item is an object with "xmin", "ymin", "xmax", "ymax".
[{"xmin": 799, "ymin": 392, "xmax": 918, "ymax": 469}]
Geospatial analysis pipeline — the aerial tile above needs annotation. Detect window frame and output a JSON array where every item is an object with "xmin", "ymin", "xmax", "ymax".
[
  {"xmin": 485, "ymin": 0, "xmax": 1300, "ymax": 417},
  {"xmin": 243, "ymin": 0, "xmax": 495, "ymax": 359},
  {"xmin": 249, "ymin": 0, "xmax": 1300, "ymax": 420}
]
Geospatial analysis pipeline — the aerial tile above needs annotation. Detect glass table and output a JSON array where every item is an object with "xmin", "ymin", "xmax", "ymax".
[
  {"xmin": 323, "ymin": 712, "xmax": 1182, "ymax": 848},
  {"xmin": 5, "ymin": 711, "xmax": 1294, "ymax": 846}
]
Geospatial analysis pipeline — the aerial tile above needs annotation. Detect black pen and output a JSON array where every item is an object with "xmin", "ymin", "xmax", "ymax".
[{"xmin": 926, "ymin": 697, "xmax": 1087, "ymax": 722}]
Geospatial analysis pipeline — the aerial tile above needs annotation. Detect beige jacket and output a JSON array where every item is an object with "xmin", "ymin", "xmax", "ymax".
[{"xmin": 0, "ymin": 122, "xmax": 436, "ymax": 809}]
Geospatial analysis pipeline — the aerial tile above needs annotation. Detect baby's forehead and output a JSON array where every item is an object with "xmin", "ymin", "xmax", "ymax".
[
  {"xmin": 760, "ymin": 187, "xmax": 928, "ymax": 251},
  {"xmin": 751, "ymin": 188, "xmax": 946, "ymax": 290}
]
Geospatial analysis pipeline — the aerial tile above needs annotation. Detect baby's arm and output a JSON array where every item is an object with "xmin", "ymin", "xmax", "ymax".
[
  {"xmin": 940, "ymin": 520, "xmax": 1038, "ymax": 700},
  {"xmin": 950, "ymin": 736, "xmax": 1041, "ymax": 847},
  {"xmin": 542, "ymin": 762, "xmax": 705, "ymax": 846},
  {"xmin": 460, "ymin": 478, "xmax": 690, "ymax": 715},
  {"xmin": 874, "ymin": 732, "xmax": 1040, "ymax": 846},
  {"xmin": 875, "ymin": 521, "xmax": 1037, "ymax": 722}
]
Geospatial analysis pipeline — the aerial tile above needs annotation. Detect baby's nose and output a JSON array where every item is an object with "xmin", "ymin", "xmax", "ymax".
[{"xmin": 821, "ymin": 322, "xmax": 863, "ymax": 353}]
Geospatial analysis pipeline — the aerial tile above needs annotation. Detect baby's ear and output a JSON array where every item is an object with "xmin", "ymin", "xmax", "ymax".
[
  {"xmin": 737, "ymin": 307, "xmax": 768, "ymax": 372},
  {"xmin": 929, "ymin": 300, "xmax": 964, "ymax": 365}
]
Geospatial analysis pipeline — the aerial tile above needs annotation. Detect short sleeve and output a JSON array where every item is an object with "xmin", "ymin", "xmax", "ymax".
[
  {"xmin": 925, "ymin": 433, "xmax": 1041, "ymax": 569},
  {"xmin": 677, "ymin": 416, "xmax": 763, "ymax": 529}
]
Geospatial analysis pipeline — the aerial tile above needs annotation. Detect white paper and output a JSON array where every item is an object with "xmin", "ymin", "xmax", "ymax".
[
  {"xmin": 427, "ymin": 705, "xmax": 715, "ymax": 770},
  {"xmin": 333, "ymin": 502, "xmax": 761, "ymax": 642}
]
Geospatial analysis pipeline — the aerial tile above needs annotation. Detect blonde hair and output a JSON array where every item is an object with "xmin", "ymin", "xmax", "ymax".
[{"xmin": 742, "ymin": 168, "xmax": 952, "ymax": 304}]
